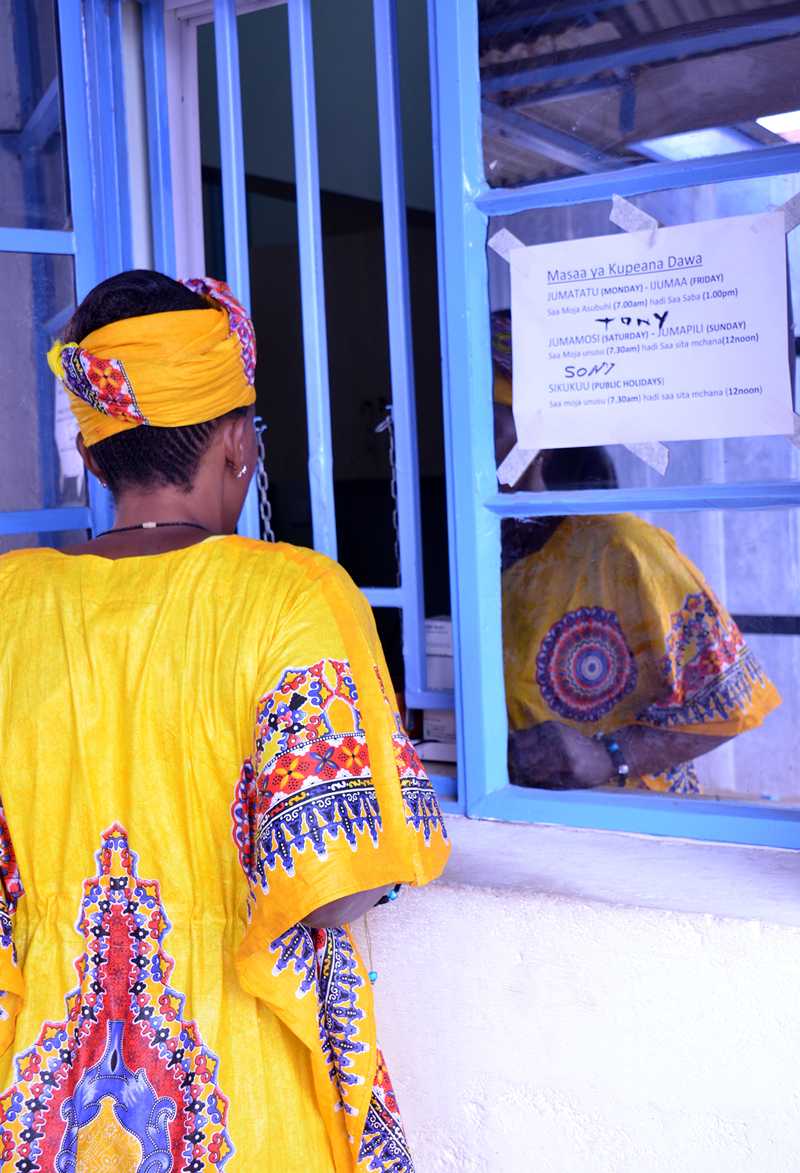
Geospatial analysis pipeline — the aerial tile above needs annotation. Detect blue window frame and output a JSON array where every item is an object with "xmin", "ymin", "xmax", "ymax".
[
  {"xmin": 0, "ymin": 0, "xmax": 131, "ymax": 543},
  {"xmin": 426, "ymin": 1, "xmax": 800, "ymax": 846}
]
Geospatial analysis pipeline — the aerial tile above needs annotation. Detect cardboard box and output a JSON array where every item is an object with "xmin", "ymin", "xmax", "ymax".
[
  {"xmin": 415, "ymin": 739, "xmax": 457, "ymax": 764},
  {"xmin": 423, "ymin": 708, "xmax": 456, "ymax": 742},
  {"xmin": 426, "ymin": 655, "xmax": 454, "ymax": 690},
  {"xmin": 425, "ymin": 616, "xmax": 452, "ymax": 657}
]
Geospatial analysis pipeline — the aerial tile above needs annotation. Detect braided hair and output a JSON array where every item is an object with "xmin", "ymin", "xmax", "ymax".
[{"xmin": 64, "ymin": 270, "xmax": 248, "ymax": 495}]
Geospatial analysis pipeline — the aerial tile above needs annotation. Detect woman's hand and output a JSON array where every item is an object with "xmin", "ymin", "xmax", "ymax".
[
  {"xmin": 509, "ymin": 721, "xmax": 613, "ymax": 789},
  {"xmin": 302, "ymin": 885, "xmax": 395, "ymax": 930},
  {"xmin": 508, "ymin": 721, "xmax": 733, "ymax": 790}
]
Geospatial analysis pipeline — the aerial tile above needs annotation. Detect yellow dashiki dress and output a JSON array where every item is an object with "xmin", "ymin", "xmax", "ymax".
[
  {"xmin": 503, "ymin": 514, "xmax": 781, "ymax": 792},
  {"xmin": 0, "ymin": 535, "xmax": 449, "ymax": 1171}
]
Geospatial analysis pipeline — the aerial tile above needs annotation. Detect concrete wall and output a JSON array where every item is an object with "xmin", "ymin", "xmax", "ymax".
[{"xmin": 357, "ymin": 818, "xmax": 800, "ymax": 1173}]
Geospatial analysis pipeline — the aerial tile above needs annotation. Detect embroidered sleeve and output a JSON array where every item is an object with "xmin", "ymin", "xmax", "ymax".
[
  {"xmin": 232, "ymin": 561, "xmax": 449, "ymax": 944},
  {"xmin": 636, "ymin": 589, "xmax": 777, "ymax": 731},
  {"xmin": 231, "ymin": 559, "xmax": 447, "ymax": 1166},
  {"xmin": 608, "ymin": 529, "xmax": 782, "ymax": 736},
  {"xmin": 252, "ymin": 657, "xmax": 382, "ymax": 883}
]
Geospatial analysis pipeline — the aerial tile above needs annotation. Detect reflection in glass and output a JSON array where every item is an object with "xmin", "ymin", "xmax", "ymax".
[
  {"xmin": 493, "ymin": 318, "xmax": 793, "ymax": 801},
  {"xmin": 479, "ymin": 1, "xmax": 800, "ymax": 189},
  {"xmin": 0, "ymin": 253, "xmax": 79, "ymax": 513},
  {"xmin": 502, "ymin": 509, "xmax": 780, "ymax": 797},
  {"xmin": 488, "ymin": 169, "xmax": 800, "ymax": 490},
  {"xmin": 0, "ymin": 0, "xmax": 70, "ymax": 229}
]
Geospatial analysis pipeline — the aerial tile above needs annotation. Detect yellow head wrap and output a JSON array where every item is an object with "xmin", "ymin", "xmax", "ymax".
[
  {"xmin": 491, "ymin": 308, "xmax": 513, "ymax": 407},
  {"xmin": 493, "ymin": 371, "xmax": 513, "ymax": 408},
  {"xmin": 47, "ymin": 277, "xmax": 256, "ymax": 447}
]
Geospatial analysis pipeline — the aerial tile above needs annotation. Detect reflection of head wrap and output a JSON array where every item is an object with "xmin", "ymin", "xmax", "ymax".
[
  {"xmin": 46, "ymin": 277, "xmax": 256, "ymax": 446},
  {"xmin": 491, "ymin": 309, "xmax": 513, "ymax": 407}
]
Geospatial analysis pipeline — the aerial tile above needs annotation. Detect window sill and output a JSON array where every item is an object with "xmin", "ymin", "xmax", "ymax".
[{"xmin": 441, "ymin": 814, "xmax": 800, "ymax": 928}]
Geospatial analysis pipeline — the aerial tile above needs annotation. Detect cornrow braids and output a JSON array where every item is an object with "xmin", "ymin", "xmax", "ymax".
[
  {"xmin": 63, "ymin": 269, "xmax": 247, "ymax": 495},
  {"xmin": 90, "ymin": 413, "xmax": 248, "ymax": 495}
]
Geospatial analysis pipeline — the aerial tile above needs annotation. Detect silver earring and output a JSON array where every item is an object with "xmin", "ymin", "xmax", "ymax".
[{"xmin": 236, "ymin": 464, "xmax": 248, "ymax": 480}]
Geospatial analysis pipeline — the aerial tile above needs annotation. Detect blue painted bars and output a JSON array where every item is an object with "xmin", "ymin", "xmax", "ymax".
[
  {"xmin": 142, "ymin": 0, "xmax": 177, "ymax": 276},
  {"xmin": 287, "ymin": 0, "xmax": 337, "ymax": 559},
  {"xmin": 372, "ymin": 0, "xmax": 428, "ymax": 705},
  {"xmin": 56, "ymin": 0, "xmax": 114, "ymax": 537},
  {"xmin": 212, "ymin": 0, "xmax": 259, "ymax": 540}
]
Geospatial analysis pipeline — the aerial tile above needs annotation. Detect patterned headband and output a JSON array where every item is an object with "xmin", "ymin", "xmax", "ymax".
[
  {"xmin": 182, "ymin": 276, "xmax": 256, "ymax": 386},
  {"xmin": 48, "ymin": 276, "xmax": 256, "ymax": 431}
]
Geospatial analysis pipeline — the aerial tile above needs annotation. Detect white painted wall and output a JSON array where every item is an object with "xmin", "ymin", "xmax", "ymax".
[{"xmin": 357, "ymin": 818, "xmax": 800, "ymax": 1173}]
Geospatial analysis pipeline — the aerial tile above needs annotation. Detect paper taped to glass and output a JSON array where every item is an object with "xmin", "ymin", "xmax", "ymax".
[{"xmin": 509, "ymin": 211, "xmax": 794, "ymax": 450}]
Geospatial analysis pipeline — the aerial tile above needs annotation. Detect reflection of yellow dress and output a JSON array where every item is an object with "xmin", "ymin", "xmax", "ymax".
[
  {"xmin": 0, "ymin": 536, "xmax": 449, "ymax": 1171},
  {"xmin": 503, "ymin": 514, "xmax": 781, "ymax": 792}
]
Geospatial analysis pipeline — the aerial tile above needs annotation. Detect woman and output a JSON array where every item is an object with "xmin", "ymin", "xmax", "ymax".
[
  {"xmin": 0, "ymin": 271, "xmax": 449, "ymax": 1170},
  {"xmin": 491, "ymin": 309, "xmax": 781, "ymax": 793}
]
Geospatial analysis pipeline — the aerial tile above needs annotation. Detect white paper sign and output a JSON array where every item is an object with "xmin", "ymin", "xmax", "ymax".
[{"xmin": 510, "ymin": 211, "xmax": 794, "ymax": 449}]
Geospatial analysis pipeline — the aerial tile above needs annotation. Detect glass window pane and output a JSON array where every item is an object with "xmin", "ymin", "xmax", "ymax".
[
  {"xmin": 502, "ymin": 505, "xmax": 799, "ymax": 804},
  {"xmin": 489, "ymin": 172, "xmax": 800, "ymax": 489},
  {"xmin": 0, "ymin": 252, "xmax": 83, "ymax": 511},
  {"xmin": 0, "ymin": 0, "xmax": 70, "ymax": 229},
  {"xmin": 479, "ymin": 1, "xmax": 800, "ymax": 189},
  {"xmin": 198, "ymin": 0, "xmax": 448, "ymax": 704},
  {"xmin": 197, "ymin": 9, "xmax": 315, "ymax": 553}
]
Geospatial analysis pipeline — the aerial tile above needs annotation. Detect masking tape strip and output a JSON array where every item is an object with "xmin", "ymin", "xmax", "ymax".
[
  {"xmin": 623, "ymin": 441, "xmax": 670, "ymax": 475},
  {"xmin": 609, "ymin": 194, "xmax": 659, "ymax": 239},
  {"xmin": 488, "ymin": 228, "xmax": 525, "ymax": 262},
  {"xmin": 781, "ymin": 192, "xmax": 800, "ymax": 235},
  {"xmin": 497, "ymin": 443, "xmax": 539, "ymax": 487},
  {"xmin": 489, "ymin": 229, "xmax": 531, "ymax": 485}
]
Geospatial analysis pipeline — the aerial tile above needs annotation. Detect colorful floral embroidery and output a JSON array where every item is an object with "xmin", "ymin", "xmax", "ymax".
[
  {"xmin": 638, "ymin": 591, "xmax": 766, "ymax": 727},
  {"xmin": 183, "ymin": 277, "xmax": 256, "ymax": 384},
  {"xmin": 0, "ymin": 803, "xmax": 21, "ymax": 960},
  {"xmin": 537, "ymin": 607, "xmax": 638, "ymax": 722},
  {"xmin": 271, "ymin": 924, "xmax": 318, "ymax": 997},
  {"xmin": 358, "ymin": 1050, "xmax": 414, "ymax": 1173},
  {"xmin": 315, "ymin": 928, "xmax": 368, "ymax": 1113},
  {"xmin": 231, "ymin": 758, "xmax": 258, "ymax": 914},
  {"xmin": 246, "ymin": 660, "xmax": 382, "ymax": 881},
  {"xmin": 272, "ymin": 926, "xmax": 369, "ymax": 1118},
  {"xmin": 663, "ymin": 762, "xmax": 701, "ymax": 794},
  {"xmin": 269, "ymin": 926, "xmax": 413, "ymax": 1167},
  {"xmin": 374, "ymin": 667, "xmax": 447, "ymax": 845},
  {"xmin": 59, "ymin": 344, "xmax": 148, "ymax": 424},
  {"xmin": 0, "ymin": 826, "xmax": 233, "ymax": 1171}
]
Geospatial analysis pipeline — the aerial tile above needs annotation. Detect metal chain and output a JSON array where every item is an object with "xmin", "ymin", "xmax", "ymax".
[
  {"xmin": 375, "ymin": 405, "xmax": 401, "ymax": 586},
  {"xmin": 254, "ymin": 416, "xmax": 276, "ymax": 543}
]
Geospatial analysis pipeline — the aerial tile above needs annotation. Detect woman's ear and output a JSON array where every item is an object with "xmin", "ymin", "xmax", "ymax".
[
  {"xmin": 220, "ymin": 409, "xmax": 257, "ymax": 475},
  {"xmin": 76, "ymin": 434, "xmax": 107, "ymax": 488}
]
